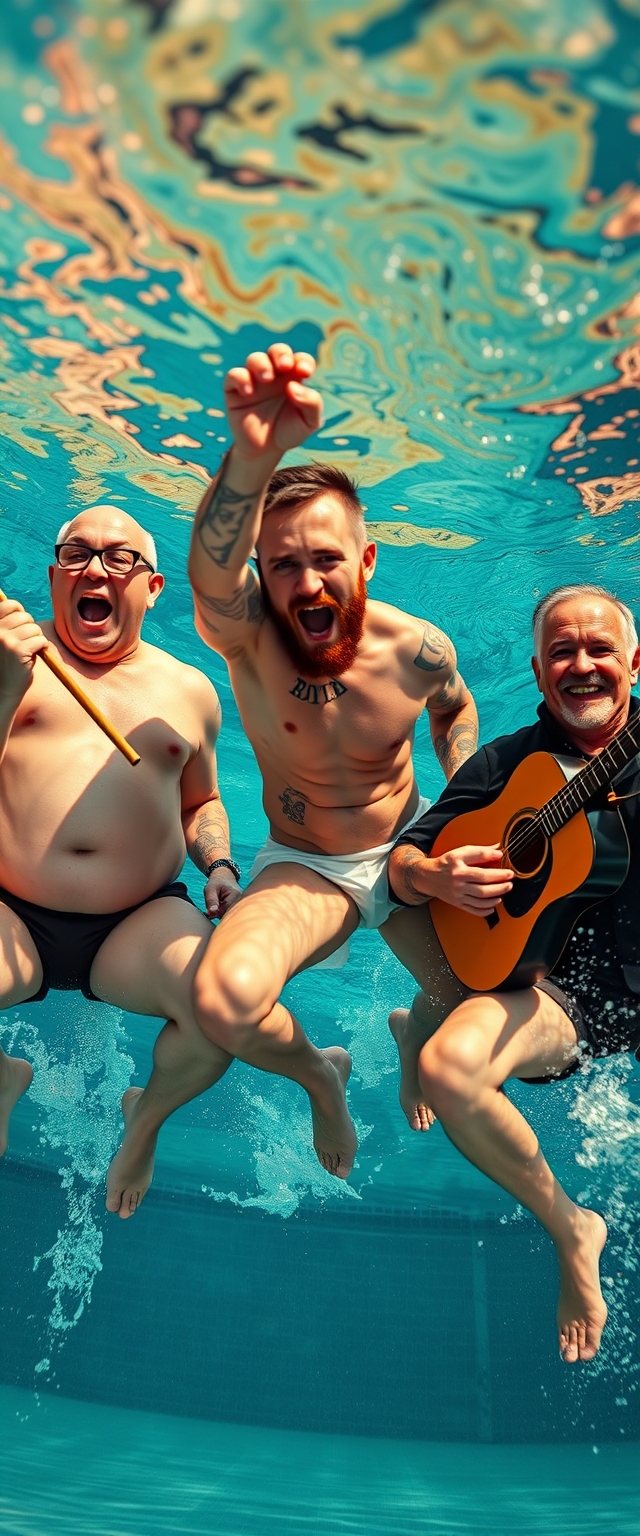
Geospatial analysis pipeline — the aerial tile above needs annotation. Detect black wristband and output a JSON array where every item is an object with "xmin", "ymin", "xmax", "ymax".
[{"xmin": 205, "ymin": 857, "xmax": 241, "ymax": 882}]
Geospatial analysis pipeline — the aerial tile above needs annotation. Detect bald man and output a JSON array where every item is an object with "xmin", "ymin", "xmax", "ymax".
[{"xmin": 0, "ymin": 506, "xmax": 242, "ymax": 1215}]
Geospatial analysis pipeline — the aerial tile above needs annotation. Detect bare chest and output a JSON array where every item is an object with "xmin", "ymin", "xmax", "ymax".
[
  {"xmin": 236, "ymin": 658, "xmax": 421, "ymax": 773},
  {"xmin": 8, "ymin": 667, "xmax": 196, "ymax": 779}
]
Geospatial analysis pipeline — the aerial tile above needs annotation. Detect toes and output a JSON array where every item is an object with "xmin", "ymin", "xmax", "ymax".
[
  {"xmin": 106, "ymin": 1190, "xmax": 124, "ymax": 1214},
  {"xmin": 561, "ymin": 1324, "xmax": 579, "ymax": 1363}
]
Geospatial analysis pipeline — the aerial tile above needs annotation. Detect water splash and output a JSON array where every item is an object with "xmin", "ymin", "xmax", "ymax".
[
  {"xmin": 569, "ymin": 1055, "xmax": 640, "ymax": 1391},
  {"xmin": 1, "ymin": 1000, "xmax": 134, "ymax": 1365}
]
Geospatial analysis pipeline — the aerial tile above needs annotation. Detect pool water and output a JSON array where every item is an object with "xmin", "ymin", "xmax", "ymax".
[{"xmin": 1, "ymin": 0, "xmax": 640, "ymax": 1528}]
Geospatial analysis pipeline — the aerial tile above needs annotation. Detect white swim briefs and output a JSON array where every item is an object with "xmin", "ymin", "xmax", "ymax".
[{"xmin": 248, "ymin": 794, "xmax": 430, "ymax": 969}]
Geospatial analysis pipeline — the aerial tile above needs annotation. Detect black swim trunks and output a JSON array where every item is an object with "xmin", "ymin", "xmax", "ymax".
[
  {"xmin": 524, "ymin": 912, "xmax": 640, "ymax": 1084},
  {"xmin": 0, "ymin": 881, "xmax": 197, "ymax": 1002}
]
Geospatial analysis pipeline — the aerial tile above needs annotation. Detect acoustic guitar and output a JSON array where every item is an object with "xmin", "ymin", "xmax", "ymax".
[{"xmin": 429, "ymin": 710, "xmax": 640, "ymax": 992}]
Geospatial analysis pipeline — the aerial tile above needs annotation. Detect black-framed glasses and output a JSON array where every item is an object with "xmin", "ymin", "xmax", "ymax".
[{"xmin": 55, "ymin": 542, "xmax": 156, "ymax": 575}]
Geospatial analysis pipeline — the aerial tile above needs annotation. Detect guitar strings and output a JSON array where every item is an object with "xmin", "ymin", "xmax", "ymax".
[{"xmin": 504, "ymin": 720, "xmax": 640, "ymax": 864}]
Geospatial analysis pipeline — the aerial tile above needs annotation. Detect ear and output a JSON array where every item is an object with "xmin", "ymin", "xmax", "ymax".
[
  {"xmin": 630, "ymin": 644, "xmax": 640, "ymax": 687},
  {"xmin": 147, "ymin": 573, "xmax": 165, "ymax": 608},
  {"xmin": 362, "ymin": 541, "xmax": 377, "ymax": 581},
  {"xmin": 531, "ymin": 654, "xmax": 543, "ymax": 692}
]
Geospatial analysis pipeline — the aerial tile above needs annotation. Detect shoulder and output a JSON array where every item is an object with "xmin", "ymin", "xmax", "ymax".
[
  {"xmin": 139, "ymin": 642, "xmax": 221, "ymax": 716},
  {"xmin": 366, "ymin": 602, "xmax": 454, "ymax": 668}
]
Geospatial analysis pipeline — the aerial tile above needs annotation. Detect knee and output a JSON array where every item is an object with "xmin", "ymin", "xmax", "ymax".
[
  {"xmin": 193, "ymin": 948, "xmax": 276, "ymax": 1049},
  {"xmin": 418, "ymin": 999, "xmax": 502, "ymax": 1118}
]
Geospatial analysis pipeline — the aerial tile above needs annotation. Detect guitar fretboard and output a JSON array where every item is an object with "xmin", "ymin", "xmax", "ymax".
[{"xmin": 538, "ymin": 709, "xmax": 640, "ymax": 836}]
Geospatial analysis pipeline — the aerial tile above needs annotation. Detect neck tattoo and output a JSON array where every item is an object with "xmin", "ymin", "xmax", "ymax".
[{"xmin": 290, "ymin": 677, "xmax": 348, "ymax": 705}]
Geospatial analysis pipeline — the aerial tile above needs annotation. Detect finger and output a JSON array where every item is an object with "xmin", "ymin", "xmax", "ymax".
[
  {"xmin": 268, "ymin": 342, "xmax": 296, "ymax": 371},
  {"xmin": 224, "ymin": 366, "xmax": 254, "ymax": 398},
  {"xmin": 287, "ymin": 381, "xmax": 323, "ymax": 420},
  {"xmin": 292, "ymin": 351, "xmax": 316, "ymax": 375},
  {"xmin": 460, "ymin": 845, "xmax": 506, "ymax": 866},
  {"xmin": 0, "ymin": 600, "xmax": 26, "ymax": 619},
  {"xmin": 245, "ymin": 350, "xmax": 275, "ymax": 382},
  {"xmin": 464, "ymin": 870, "xmax": 512, "ymax": 888}
]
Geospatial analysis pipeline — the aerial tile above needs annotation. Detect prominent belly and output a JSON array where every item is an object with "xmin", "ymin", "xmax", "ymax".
[{"xmin": 0, "ymin": 757, "xmax": 185, "ymax": 912}]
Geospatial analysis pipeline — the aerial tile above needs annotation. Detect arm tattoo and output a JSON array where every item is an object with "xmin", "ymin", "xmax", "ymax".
[
  {"xmin": 192, "ymin": 807, "xmax": 230, "ymax": 872},
  {"xmin": 198, "ymin": 477, "xmax": 261, "ymax": 568},
  {"xmin": 414, "ymin": 624, "xmax": 450, "ymax": 674},
  {"xmin": 279, "ymin": 784, "xmax": 309, "ymax": 825},
  {"xmin": 392, "ymin": 846, "xmax": 428, "ymax": 903},
  {"xmin": 433, "ymin": 722, "xmax": 478, "ymax": 777},
  {"xmin": 193, "ymin": 569, "xmax": 264, "ymax": 632}
]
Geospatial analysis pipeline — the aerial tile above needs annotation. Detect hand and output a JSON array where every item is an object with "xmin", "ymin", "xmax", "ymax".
[
  {"xmin": 204, "ymin": 870, "xmax": 243, "ymax": 921},
  {"xmin": 0, "ymin": 600, "xmax": 48, "ymax": 707},
  {"xmin": 224, "ymin": 342, "xmax": 322, "ymax": 463},
  {"xmin": 427, "ymin": 844, "xmax": 514, "ymax": 915}
]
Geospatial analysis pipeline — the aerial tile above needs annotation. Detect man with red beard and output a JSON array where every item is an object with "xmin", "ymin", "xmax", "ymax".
[{"xmin": 187, "ymin": 341, "xmax": 479, "ymax": 1178}]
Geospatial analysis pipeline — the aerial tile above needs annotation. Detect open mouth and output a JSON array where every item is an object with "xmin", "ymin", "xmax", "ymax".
[
  {"xmin": 77, "ymin": 596, "xmax": 112, "ymax": 625},
  {"xmin": 297, "ymin": 606, "xmax": 335, "ymax": 641},
  {"xmin": 562, "ymin": 684, "xmax": 608, "ymax": 699}
]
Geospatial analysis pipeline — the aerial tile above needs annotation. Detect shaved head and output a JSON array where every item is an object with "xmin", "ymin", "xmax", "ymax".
[{"xmin": 56, "ymin": 507, "xmax": 158, "ymax": 571}]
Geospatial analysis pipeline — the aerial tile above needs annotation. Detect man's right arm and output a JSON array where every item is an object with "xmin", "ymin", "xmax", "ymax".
[
  {"xmin": 389, "ymin": 748, "xmax": 514, "ymax": 917},
  {"xmin": 188, "ymin": 342, "xmax": 322, "ymax": 659},
  {"xmin": 0, "ymin": 600, "xmax": 48, "ymax": 764}
]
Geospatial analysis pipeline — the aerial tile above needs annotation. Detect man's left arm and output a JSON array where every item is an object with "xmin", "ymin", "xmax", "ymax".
[
  {"xmin": 180, "ymin": 680, "xmax": 242, "ymax": 920},
  {"xmin": 414, "ymin": 622, "xmax": 478, "ymax": 781}
]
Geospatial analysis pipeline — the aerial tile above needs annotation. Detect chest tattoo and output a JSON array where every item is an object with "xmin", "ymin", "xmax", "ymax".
[
  {"xmin": 290, "ymin": 677, "xmax": 348, "ymax": 705},
  {"xmin": 279, "ymin": 784, "xmax": 309, "ymax": 824}
]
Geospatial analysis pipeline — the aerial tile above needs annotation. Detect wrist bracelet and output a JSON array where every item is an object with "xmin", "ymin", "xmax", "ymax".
[{"xmin": 205, "ymin": 857, "xmax": 241, "ymax": 882}]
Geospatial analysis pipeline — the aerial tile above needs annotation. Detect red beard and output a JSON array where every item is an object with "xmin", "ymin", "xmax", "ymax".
[{"xmin": 260, "ymin": 568, "xmax": 367, "ymax": 679}]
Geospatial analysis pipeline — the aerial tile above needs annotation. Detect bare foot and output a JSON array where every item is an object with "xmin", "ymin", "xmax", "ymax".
[
  {"xmin": 557, "ymin": 1207, "xmax": 608, "ymax": 1362},
  {"xmin": 106, "ymin": 1088, "xmax": 158, "ymax": 1219},
  {"xmin": 0, "ymin": 1054, "xmax": 33, "ymax": 1156},
  {"xmin": 310, "ymin": 1047, "xmax": 357, "ymax": 1180},
  {"xmin": 388, "ymin": 1009, "xmax": 436, "ymax": 1131}
]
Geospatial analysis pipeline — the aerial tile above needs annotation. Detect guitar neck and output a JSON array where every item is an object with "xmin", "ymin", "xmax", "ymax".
[{"xmin": 539, "ymin": 710, "xmax": 640, "ymax": 836}]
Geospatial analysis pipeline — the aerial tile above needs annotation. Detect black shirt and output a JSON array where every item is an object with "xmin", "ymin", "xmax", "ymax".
[{"xmin": 393, "ymin": 698, "xmax": 640, "ymax": 1002}]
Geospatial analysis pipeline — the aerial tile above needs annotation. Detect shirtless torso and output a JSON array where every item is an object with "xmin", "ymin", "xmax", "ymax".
[
  {"xmin": 231, "ymin": 601, "xmax": 455, "ymax": 856},
  {"xmin": 0, "ymin": 623, "xmax": 220, "ymax": 911},
  {"xmin": 0, "ymin": 504, "xmax": 241, "ymax": 1218},
  {"xmin": 187, "ymin": 340, "xmax": 479, "ymax": 1179}
]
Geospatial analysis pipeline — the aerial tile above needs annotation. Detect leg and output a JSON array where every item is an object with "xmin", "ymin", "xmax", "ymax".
[
  {"xmin": 380, "ymin": 904, "xmax": 467, "ymax": 1130},
  {"xmin": 193, "ymin": 865, "xmax": 361, "ymax": 1177},
  {"xmin": 419, "ymin": 987, "xmax": 608, "ymax": 1361},
  {"xmin": 90, "ymin": 898, "xmax": 232, "ymax": 1217},
  {"xmin": 0, "ymin": 902, "xmax": 44, "ymax": 1154}
]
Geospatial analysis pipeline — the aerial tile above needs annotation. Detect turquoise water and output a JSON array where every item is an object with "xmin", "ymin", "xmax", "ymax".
[{"xmin": 1, "ymin": 0, "xmax": 640, "ymax": 1527}]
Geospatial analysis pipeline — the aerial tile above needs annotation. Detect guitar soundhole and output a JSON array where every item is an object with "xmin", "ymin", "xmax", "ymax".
[{"xmin": 504, "ymin": 813, "xmax": 548, "ymax": 878}]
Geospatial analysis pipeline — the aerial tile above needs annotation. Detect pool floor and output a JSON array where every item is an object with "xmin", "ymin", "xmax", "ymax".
[{"xmin": 0, "ymin": 1384, "xmax": 636, "ymax": 1536}]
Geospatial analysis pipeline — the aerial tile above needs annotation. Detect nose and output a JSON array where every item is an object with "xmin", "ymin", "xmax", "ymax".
[
  {"xmin": 84, "ymin": 552, "xmax": 107, "ymax": 579},
  {"xmin": 295, "ymin": 567, "xmax": 324, "ymax": 600},
  {"xmin": 570, "ymin": 647, "xmax": 596, "ymax": 674}
]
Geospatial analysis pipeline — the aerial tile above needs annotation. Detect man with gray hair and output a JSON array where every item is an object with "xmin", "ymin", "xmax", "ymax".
[
  {"xmin": 0, "ymin": 503, "xmax": 242, "ymax": 1215},
  {"xmin": 386, "ymin": 583, "xmax": 640, "ymax": 1363}
]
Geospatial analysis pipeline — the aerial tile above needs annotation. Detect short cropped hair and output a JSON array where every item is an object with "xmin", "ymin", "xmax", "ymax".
[
  {"xmin": 532, "ymin": 583, "xmax": 638, "ymax": 660},
  {"xmin": 261, "ymin": 462, "xmax": 366, "ymax": 545}
]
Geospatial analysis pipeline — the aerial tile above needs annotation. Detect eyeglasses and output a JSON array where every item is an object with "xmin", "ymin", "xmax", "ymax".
[{"xmin": 55, "ymin": 543, "xmax": 156, "ymax": 575}]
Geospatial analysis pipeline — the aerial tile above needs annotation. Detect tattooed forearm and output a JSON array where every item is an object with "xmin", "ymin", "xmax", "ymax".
[
  {"xmin": 414, "ymin": 624, "xmax": 451, "ymax": 674},
  {"xmin": 189, "ymin": 804, "xmax": 231, "ymax": 873},
  {"xmin": 193, "ymin": 569, "xmax": 264, "ymax": 632},
  {"xmin": 389, "ymin": 846, "xmax": 430, "ymax": 905},
  {"xmin": 433, "ymin": 722, "xmax": 478, "ymax": 780},
  {"xmin": 197, "ymin": 477, "xmax": 262, "ymax": 568},
  {"xmin": 278, "ymin": 785, "xmax": 309, "ymax": 825}
]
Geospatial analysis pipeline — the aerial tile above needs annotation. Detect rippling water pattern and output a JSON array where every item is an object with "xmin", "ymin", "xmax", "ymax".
[{"xmin": 1, "ymin": 0, "xmax": 640, "ymax": 1530}]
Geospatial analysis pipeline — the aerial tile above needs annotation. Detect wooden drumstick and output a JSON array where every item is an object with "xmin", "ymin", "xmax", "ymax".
[{"xmin": 0, "ymin": 587, "xmax": 141, "ymax": 766}]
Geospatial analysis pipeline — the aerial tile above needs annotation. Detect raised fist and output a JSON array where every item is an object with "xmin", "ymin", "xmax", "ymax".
[{"xmin": 224, "ymin": 341, "xmax": 322, "ymax": 461}]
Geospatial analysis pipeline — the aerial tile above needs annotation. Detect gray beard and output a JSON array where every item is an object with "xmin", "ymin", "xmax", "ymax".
[{"xmin": 556, "ymin": 693, "xmax": 615, "ymax": 731}]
